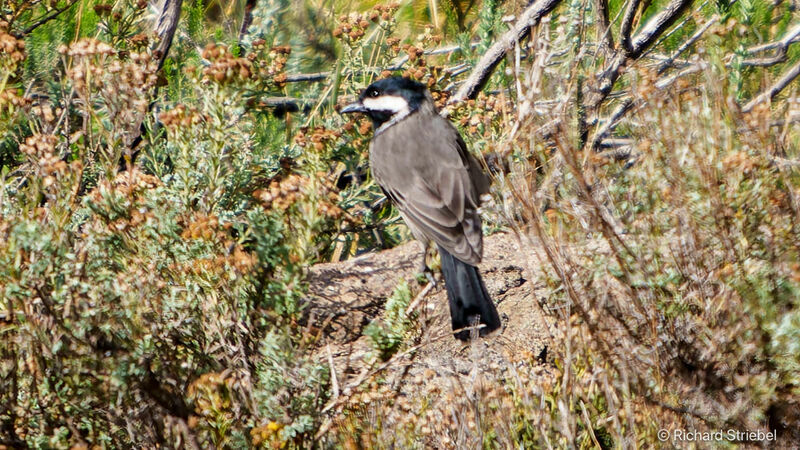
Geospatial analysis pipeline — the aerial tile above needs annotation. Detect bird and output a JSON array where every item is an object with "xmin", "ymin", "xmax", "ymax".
[{"xmin": 340, "ymin": 76, "xmax": 501, "ymax": 341}]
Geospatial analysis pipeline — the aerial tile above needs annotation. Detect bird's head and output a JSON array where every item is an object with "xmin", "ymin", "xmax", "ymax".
[{"xmin": 340, "ymin": 77, "xmax": 429, "ymax": 129}]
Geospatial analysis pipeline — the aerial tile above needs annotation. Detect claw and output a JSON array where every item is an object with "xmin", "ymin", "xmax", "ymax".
[{"xmin": 423, "ymin": 267, "xmax": 438, "ymax": 287}]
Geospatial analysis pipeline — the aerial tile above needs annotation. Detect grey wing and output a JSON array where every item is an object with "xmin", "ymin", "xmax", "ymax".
[{"xmin": 372, "ymin": 113, "xmax": 489, "ymax": 265}]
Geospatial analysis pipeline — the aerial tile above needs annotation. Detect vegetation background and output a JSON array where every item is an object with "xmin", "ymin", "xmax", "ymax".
[{"xmin": 1, "ymin": 0, "xmax": 799, "ymax": 447}]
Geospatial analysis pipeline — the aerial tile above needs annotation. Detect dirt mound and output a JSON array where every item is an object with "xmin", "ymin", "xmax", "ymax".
[{"xmin": 304, "ymin": 232, "xmax": 556, "ymax": 402}]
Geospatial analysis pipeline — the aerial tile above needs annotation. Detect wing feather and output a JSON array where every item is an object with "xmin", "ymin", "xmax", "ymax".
[{"xmin": 370, "ymin": 109, "xmax": 489, "ymax": 265}]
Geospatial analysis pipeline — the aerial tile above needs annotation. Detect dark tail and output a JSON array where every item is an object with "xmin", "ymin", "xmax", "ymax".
[{"xmin": 438, "ymin": 246, "xmax": 501, "ymax": 341}]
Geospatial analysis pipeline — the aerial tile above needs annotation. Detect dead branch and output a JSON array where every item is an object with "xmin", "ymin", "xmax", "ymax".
[
  {"xmin": 629, "ymin": 0, "xmax": 694, "ymax": 58},
  {"xmin": 742, "ymin": 58, "xmax": 800, "ymax": 113},
  {"xmin": 448, "ymin": 0, "xmax": 564, "ymax": 105},
  {"xmin": 594, "ymin": 0, "xmax": 615, "ymax": 51},
  {"xmin": 286, "ymin": 72, "xmax": 330, "ymax": 82},
  {"xmin": 644, "ymin": 0, "xmax": 712, "ymax": 59},
  {"xmin": 650, "ymin": 11, "xmax": 797, "ymax": 87},
  {"xmin": 739, "ymin": 23, "xmax": 800, "ymax": 67},
  {"xmin": 239, "ymin": 0, "xmax": 257, "ymax": 44},
  {"xmin": 740, "ymin": 53, "xmax": 790, "ymax": 67},
  {"xmin": 658, "ymin": 21, "xmax": 800, "ymax": 74},
  {"xmin": 326, "ymin": 344, "xmax": 340, "ymax": 400},
  {"xmin": 594, "ymin": 22, "xmax": 798, "ymax": 145},
  {"xmin": 587, "ymin": 0, "xmax": 694, "ymax": 110},
  {"xmin": 14, "ymin": 0, "xmax": 80, "ymax": 37},
  {"xmin": 126, "ymin": 0, "xmax": 183, "ymax": 163},
  {"xmin": 599, "ymin": 138, "xmax": 634, "ymax": 148},
  {"xmin": 763, "ymin": 116, "xmax": 800, "ymax": 129},
  {"xmin": 153, "ymin": 0, "xmax": 184, "ymax": 70},
  {"xmin": 770, "ymin": 156, "xmax": 800, "ymax": 169},
  {"xmin": 588, "ymin": 52, "xmax": 627, "ymax": 108},
  {"xmin": 620, "ymin": 0, "xmax": 642, "ymax": 54},
  {"xmin": 598, "ymin": 49, "xmax": 798, "ymax": 147}
]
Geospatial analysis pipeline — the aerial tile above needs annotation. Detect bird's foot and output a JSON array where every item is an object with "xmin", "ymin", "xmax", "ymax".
[
  {"xmin": 415, "ymin": 258, "xmax": 438, "ymax": 287},
  {"xmin": 422, "ymin": 267, "xmax": 438, "ymax": 287}
]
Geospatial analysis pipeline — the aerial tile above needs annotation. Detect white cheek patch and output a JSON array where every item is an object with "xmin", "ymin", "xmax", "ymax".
[{"xmin": 363, "ymin": 95, "xmax": 410, "ymax": 115}]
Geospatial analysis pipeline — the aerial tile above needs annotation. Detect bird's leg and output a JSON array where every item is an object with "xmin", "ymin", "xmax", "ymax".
[
  {"xmin": 416, "ymin": 242, "xmax": 438, "ymax": 287},
  {"xmin": 420, "ymin": 257, "xmax": 438, "ymax": 287}
]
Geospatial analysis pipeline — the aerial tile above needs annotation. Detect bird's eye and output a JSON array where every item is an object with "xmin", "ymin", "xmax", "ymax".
[{"xmin": 369, "ymin": 89, "xmax": 380, "ymax": 97}]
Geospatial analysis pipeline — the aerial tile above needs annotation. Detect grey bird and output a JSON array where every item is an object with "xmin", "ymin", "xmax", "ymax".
[{"xmin": 341, "ymin": 77, "xmax": 501, "ymax": 340}]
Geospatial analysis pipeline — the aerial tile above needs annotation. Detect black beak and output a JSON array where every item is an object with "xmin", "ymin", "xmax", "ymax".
[{"xmin": 340, "ymin": 101, "xmax": 367, "ymax": 114}]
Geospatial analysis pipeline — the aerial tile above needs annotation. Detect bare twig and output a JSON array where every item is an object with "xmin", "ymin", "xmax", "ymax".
[
  {"xmin": 580, "ymin": 400, "xmax": 604, "ymax": 449},
  {"xmin": 404, "ymin": 282, "xmax": 434, "ymax": 315},
  {"xmin": 282, "ymin": 44, "xmax": 472, "ymax": 84},
  {"xmin": 315, "ymin": 340, "xmax": 432, "ymax": 438},
  {"xmin": 647, "ymin": 52, "xmax": 693, "ymax": 67},
  {"xmin": 656, "ymin": 20, "xmax": 800, "ymax": 77},
  {"xmin": 588, "ymin": 52, "xmax": 627, "ymax": 108},
  {"xmin": 655, "ymin": 63, "xmax": 702, "ymax": 88},
  {"xmin": 599, "ymin": 138, "xmax": 634, "ymax": 148},
  {"xmin": 769, "ymin": 156, "xmax": 800, "ymax": 169},
  {"xmin": 600, "ymin": 47, "xmax": 797, "ymax": 147},
  {"xmin": 591, "ymin": 99, "xmax": 635, "ymax": 149},
  {"xmin": 253, "ymin": 96, "xmax": 308, "ymax": 110},
  {"xmin": 448, "ymin": 0, "xmax": 564, "ymax": 104},
  {"xmin": 326, "ymin": 344, "xmax": 340, "ymax": 400},
  {"xmin": 15, "ymin": 1, "xmax": 80, "ymax": 37},
  {"xmin": 763, "ymin": 116, "xmax": 800, "ymax": 129},
  {"xmin": 742, "ymin": 59, "xmax": 800, "ymax": 113},
  {"xmin": 658, "ymin": 13, "xmax": 718, "ymax": 73},
  {"xmin": 593, "ymin": 23, "xmax": 798, "ymax": 144},
  {"xmin": 747, "ymin": 23, "xmax": 800, "ymax": 54}
]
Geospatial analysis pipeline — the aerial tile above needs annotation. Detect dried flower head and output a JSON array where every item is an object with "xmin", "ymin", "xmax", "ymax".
[
  {"xmin": 158, "ymin": 104, "xmax": 209, "ymax": 130},
  {"xmin": 254, "ymin": 173, "xmax": 308, "ymax": 211},
  {"xmin": 201, "ymin": 43, "xmax": 253, "ymax": 84},
  {"xmin": 0, "ymin": 23, "xmax": 27, "ymax": 73}
]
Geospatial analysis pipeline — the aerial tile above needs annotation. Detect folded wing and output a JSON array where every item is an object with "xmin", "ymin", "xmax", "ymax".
[{"xmin": 371, "ymin": 112, "xmax": 489, "ymax": 265}]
